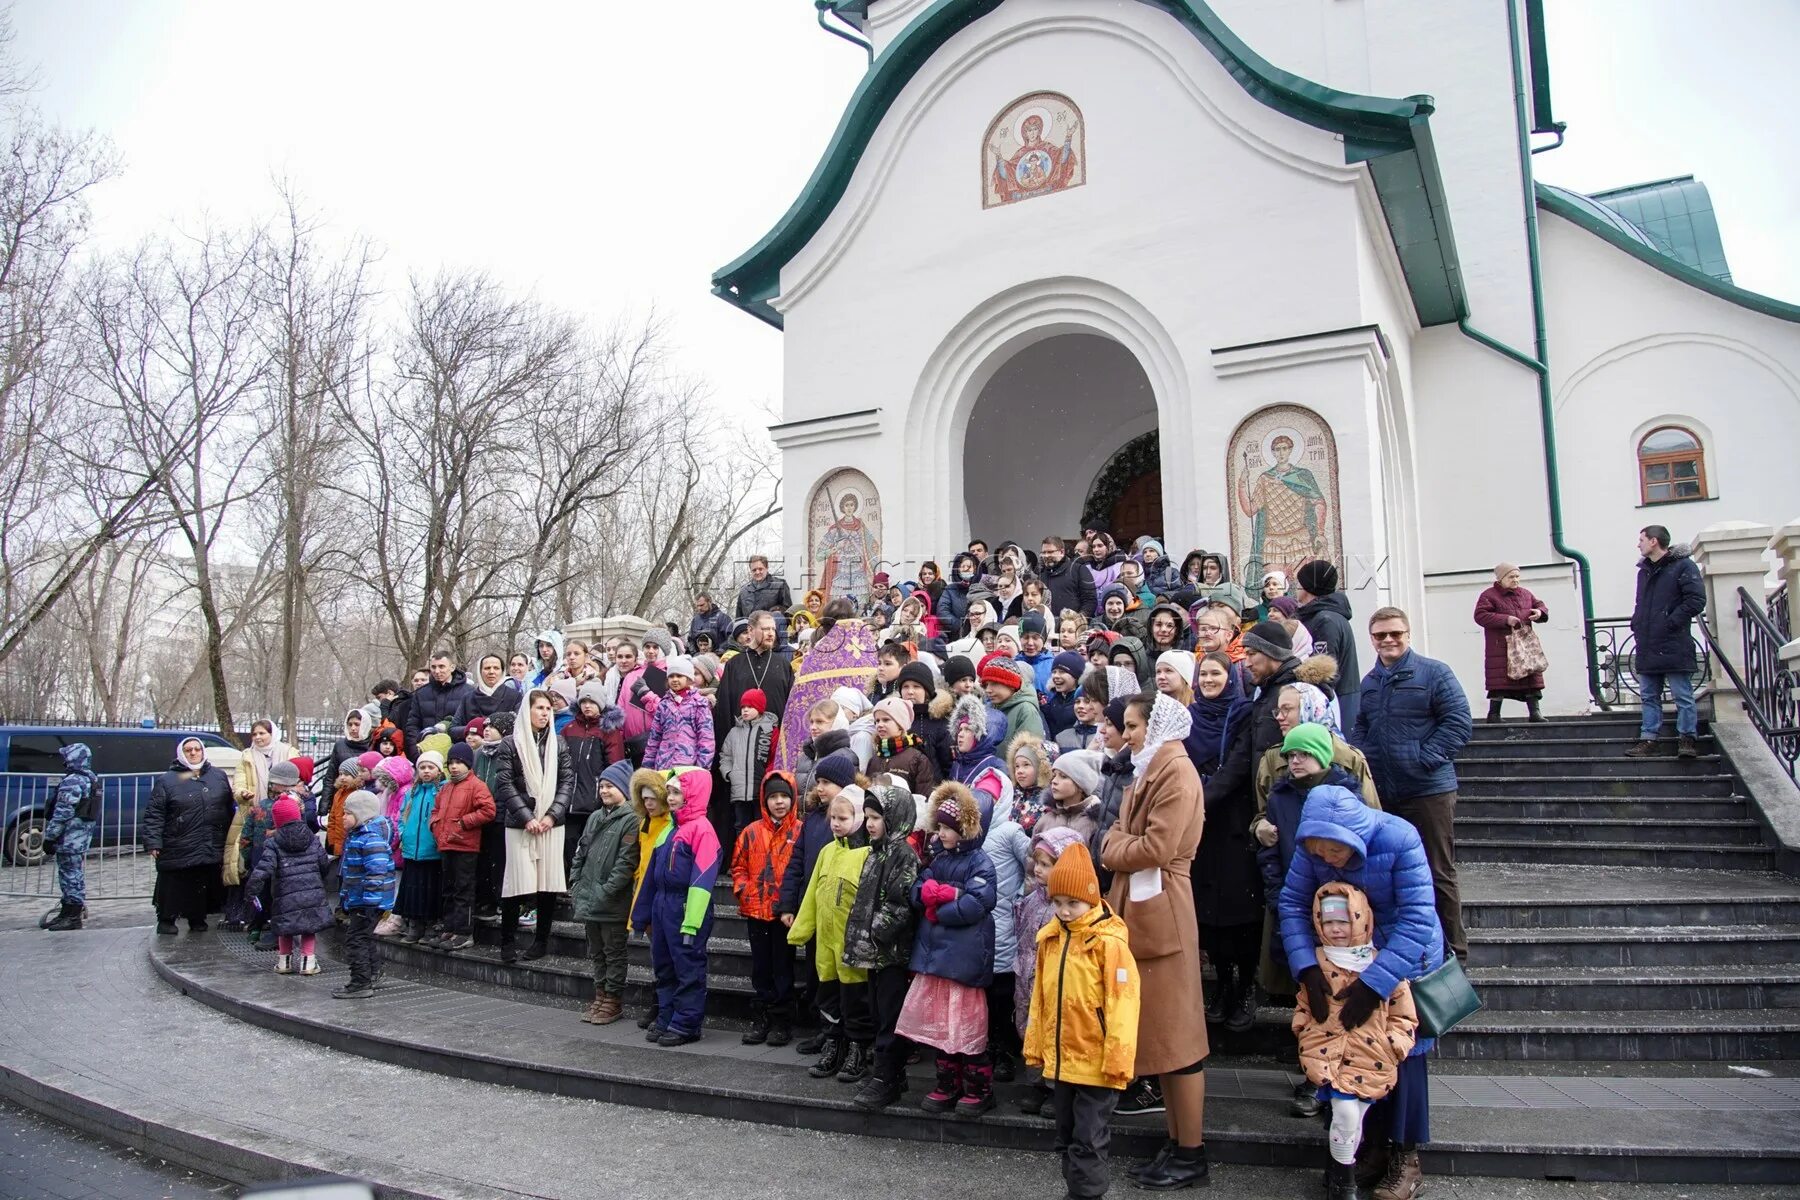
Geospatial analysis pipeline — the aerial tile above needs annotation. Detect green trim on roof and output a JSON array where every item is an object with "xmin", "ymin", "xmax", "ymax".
[
  {"xmin": 714, "ymin": 0, "xmax": 1467, "ymax": 329},
  {"xmin": 1537, "ymin": 183, "xmax": 1800, "ymax": 324},
  {"xmin": 1522, "ymin": 0, "xmax": 1557, "ymax": 134}
]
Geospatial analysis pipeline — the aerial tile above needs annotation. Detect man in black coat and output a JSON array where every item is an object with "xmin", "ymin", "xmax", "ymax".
[
  {"xmin": 1038, "ymin": 534, "xmax": 1096, "ymax": 618},
  {"xmin": 407, "ymin": 652, "xmax": 475, "ymax": 747},
  {"xmin": 735, "ymin": 555, "xmax": 794, "ymax": 620},
  {"xmin": 688, "ymin": 592, "xmax": 735, "ymax": 650},
  {"xmin": 1294, "ymin": 559, "xmax": 1360, "ymax": 734},
  {"xmin": 1628, "ymin": 524, "xmax": 1706, "ymax": 759}
]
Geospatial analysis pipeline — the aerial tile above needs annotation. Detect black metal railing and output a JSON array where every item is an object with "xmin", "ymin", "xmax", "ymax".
[
  {"xmin": 1771, "ymin": 582, "xmax": 1791, "ymax": 643},
  {"xmin": 1585, "ymin": 616, "xmax": 1711, "ymax": 710},
  {"xmin": 1712, "ymin": 587, "xmax": 1800, "ymax": 783}
]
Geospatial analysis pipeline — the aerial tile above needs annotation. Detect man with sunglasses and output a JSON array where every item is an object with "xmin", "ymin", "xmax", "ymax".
[{"xmin": 1351, "ymin": 607, "xmax": 1472, "ymax": 961}]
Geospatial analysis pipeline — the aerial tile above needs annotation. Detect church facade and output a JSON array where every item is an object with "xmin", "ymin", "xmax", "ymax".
[{"xmin": 713, "ymin": 0, "xmax": 1800, "ymax": 713}]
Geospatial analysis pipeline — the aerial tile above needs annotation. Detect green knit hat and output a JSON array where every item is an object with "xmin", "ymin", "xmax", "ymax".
[{"xmin": 1280, "ymin": 723, "xmax": 1335, "ymax": 769}]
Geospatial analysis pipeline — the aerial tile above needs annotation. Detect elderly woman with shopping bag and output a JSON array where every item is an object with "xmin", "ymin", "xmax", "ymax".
[{"xmin": 1472, "ymin": 563, "xmax": 1549, "ymax": 723}]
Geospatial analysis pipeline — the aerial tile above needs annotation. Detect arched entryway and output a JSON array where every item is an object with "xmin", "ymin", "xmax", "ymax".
[
  {"xmin": 1082, "ymin": 431, "xmax": 1163, "ymax": 546},
  {"xmin": 962, "ymin": 332, "xmax": 1158, "ymax": 541}
]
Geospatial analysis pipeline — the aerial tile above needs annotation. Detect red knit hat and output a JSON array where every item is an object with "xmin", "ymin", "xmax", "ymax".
[
  {"xmin": 290, "ymin": 756, "xmax": 314, "ymax": 786},
  {"xmin": 740, "ymin": 688, "xmax": 768, "ymax": 716},
  {"xmin": 272, "ymin": 796, "xmax": 303, "ymax": 827},
  {"xmin": 977, "ymin": 653, "xmax": 1024, "ymax": 692}
]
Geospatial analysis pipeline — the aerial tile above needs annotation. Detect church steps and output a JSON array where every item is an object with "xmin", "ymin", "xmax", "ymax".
[
  {"xmin": 1464, "ymin": 964, "xmax": 1800, "ymax": 1012},
  {"xmin": 1467, "ymin": 924, "xmax": 1800, "ymax": 968},
  {"xmin": 1459, "ymin": 838, "xmax": 1774, "ymax": 869},
  {"xmin": 1456, "ymin": 816, "xmax": 1766, "ymax": 846},
  {"xmin": 1455, "ymin": 795, "xmax": 1749, "ymax": 822},
  {"xmin": 1462, "ymin": 733, "xmax": 1718, "ymax": 758},
  {"xmin": 1459, "ymin": 863, "xmax": 1800, "ymax": 927},
  {"xmin": 1457, "ymin": 774, "xmax": 1739, "ymax": 798},
  {"xmin": 1457, "ymin": 755, "xmax": 1728, "ymax": 778}
]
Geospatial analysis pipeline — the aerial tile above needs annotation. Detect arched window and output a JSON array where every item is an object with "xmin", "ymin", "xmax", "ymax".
[{"xmin": 1637, "ymin": 425, "xmax": 1708, "ymax": 504}]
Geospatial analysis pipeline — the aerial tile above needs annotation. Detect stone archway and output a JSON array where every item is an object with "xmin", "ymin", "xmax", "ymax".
[{"xmin": 1082, "ymin": 431, "xmax": 1163, "ymax": 545}]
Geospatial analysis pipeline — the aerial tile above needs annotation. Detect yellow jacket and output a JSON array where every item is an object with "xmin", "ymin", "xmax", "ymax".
[
  {"xmin": 787, "ymin": 836, "xmax": 871, "ymax": 984},
  {"xmin": 1022, "ymin": 902, "xmax": 1140, "ymax": 1090}
]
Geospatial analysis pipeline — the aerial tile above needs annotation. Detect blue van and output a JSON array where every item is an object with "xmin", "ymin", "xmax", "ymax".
[{"xmin": 0, "ymin": 726, "xmax": 233, "ymax": 866}]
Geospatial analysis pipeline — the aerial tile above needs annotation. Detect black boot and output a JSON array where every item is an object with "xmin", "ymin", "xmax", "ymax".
[
  {"xmin": 1205, "ymin": 962, "xmax": 1231, "ymax": 1024},
  {"xmin": 836, "ymin": 1041, "xmax": 872, "ymax": 1083},
  {"xmin": 637, "ymin": 1005, "xmax": 660, "ymax": 1031},
  {"xmin": 796, "ymin": 1021, "xmax": 829, "ymax": 1056},
  {"xmin": 1134, "ymin": 1143, "xmax": 1209, "ymax": 1190},
  {"xmin": 990, "ymin": 1047, "xmax": 1016, "ymax": 1082},
  {"xmin": 1324, "ymin": 1159, "xmax": 1358, "ymax": 1200},
  {"xmin": 1526, "ymin": 699, "xmax": 1547, "ymax": 723},
  {"xmin": 1485, "ymin": 699, "xmax": 1504, "ymax": 724},
  {"xmin": 853, "ymin": 1065, "xmax": 906, "ymax": 1110},
  {"xmin": 1126, "ymin": 1139, "xmax": 1175, "ymax": 1183},
  {"xmin": 807, "ymin": 1034, "xmax": 847, "ymax": 1079},
  {"xmin": 766, "ymin": 1005, "xmax": 793, "ymax": 1048},
  {"xmin": 742, "ymin": 1005, "xmax": 771, "ymax": 1045},
  {"xmin": 1226, "ymin": 970, "xmax": 1258, "ymax": 1034},
  {"xmin": 522, "ymin": 924, "xmax": 551, "ymax": 961},
  {"xmin": 499, "ymin": 936, "xmax": 519, "ymax": 965},
  {"xmin": 45, "ymin": 902, "xmax": 83, "ymax": 932}
]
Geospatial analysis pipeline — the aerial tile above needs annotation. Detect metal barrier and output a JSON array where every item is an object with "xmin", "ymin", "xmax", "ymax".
[
  {"xmin": 1, "ymin": 774, "xmax": 160, "ymax": 901},
  {"xmin": 1585, "ymin": 616, "xmax": 1712, "ymax": 710}
]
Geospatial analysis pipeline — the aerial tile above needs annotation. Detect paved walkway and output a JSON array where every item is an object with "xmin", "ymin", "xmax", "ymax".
[
  {"xmin": 0, "ymin": 1098, "xmax": 229, "ymax": 1200},
  {"xmin": 0, "ymin": 925, "xmax": 1795, "ymax": 1199}
]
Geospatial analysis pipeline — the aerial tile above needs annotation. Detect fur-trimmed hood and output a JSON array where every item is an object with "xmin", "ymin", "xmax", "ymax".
[
  {"xmin": 926, "ymin": 686, "xmax": 955, "ymax": 721},
  {"xmin": 629, "ymin": 767, "xmax": 668, "ymax": 822},
  {"xmin": 1295, "ymin": 653, "xmax": 1340, "ymax": 690},
  {"xmin": 927, "ymin": 779, "xmax": 985, "ymax": 841},
  {"xmin": 1005, "ymin": 728, "xmax": 1053, "ymax": 786}
]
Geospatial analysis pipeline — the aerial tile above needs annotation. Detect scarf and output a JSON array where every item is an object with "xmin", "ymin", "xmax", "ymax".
[
  {"xmin": 1131, "ymin": 693, "xmax": 1193, "ymax": 773},
  {"xmin": 1322, "ymin": 943, "xmax": 1375, "ymax": 973},
  {"xmin": 1293, "ymin": 682, "xmax": 1340, "ymax": 735},
  {"xmin": 876, "ymin": 732, "xmax": 923, "ymax": 758},
  {"xmin": 512, "ymin": 711, "xmax": 560, "ymax": 820},
  {"xmin": 1188, "ymin": 666, "xmax": 1247, "ymax": 766}
]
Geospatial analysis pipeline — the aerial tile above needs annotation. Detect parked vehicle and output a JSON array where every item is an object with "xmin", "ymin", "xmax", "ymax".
[{"xmin": 0, "ymin": 726, "xmax": 233, "ymax": 867}]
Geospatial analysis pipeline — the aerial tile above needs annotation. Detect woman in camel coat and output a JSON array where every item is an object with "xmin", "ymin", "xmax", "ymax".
[{"xmin": 1101, "ymin": 692, "xmax": 1210, "ymax": 1188}]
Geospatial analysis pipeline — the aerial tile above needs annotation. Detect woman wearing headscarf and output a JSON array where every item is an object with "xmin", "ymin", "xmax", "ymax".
[
  {"xmin": 143, "ymin": 736, "xmax": 235, "ymax": 934},
  {"xmin": 1473, "ymin": 562, "xmax": 1550, "ymax": 723},
  {"xmin": 495, "ymin": 689, "xmax": 574, "ymax": 963},
  {"xmin": 224, "ymin": 719, "xmax": 293, "ymax": 926},
  {"xmin": 1186, "ymin": 651, "xmax": 1263, "ymax": 1034},
  {"xmin": 1101, "ymin": 693, "xmax": 1210, "ymax": 1189}
]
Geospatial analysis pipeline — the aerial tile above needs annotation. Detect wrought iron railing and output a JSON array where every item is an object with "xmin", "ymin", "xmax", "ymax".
[
  {"xmin": 1585, "ymin": 616, "xmax": 1712, "ymax": 710},
  {"xmin": 1706, "ymin": 587, "xmax": 1800, "ymax": 783},
  {"xmin": 1771, "ymin": 582, "xmax": 1791, "ymax": 643}
]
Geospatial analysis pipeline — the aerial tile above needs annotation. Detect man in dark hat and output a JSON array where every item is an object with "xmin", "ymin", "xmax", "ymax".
[{"xmin": 1294, "ymin": 559, "xmax": 1360, "ymax": 733}]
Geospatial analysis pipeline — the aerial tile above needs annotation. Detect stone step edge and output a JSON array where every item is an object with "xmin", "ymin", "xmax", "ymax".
[{"xmin": 144, "ymin": 943, "xmax": 1800, "ymax": 1180}]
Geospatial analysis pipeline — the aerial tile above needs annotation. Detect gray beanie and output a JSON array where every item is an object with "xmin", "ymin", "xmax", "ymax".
[
  {"xmin": 343, "ymin": 789, "xmax": 383, "ymax": 825},
  {"xmin": 1052, "ymin": 749, "xmax": 1104, "ymax": 798},
  {"xmin": 268, "ymin": 760, "xmax": 302, "ymax": 788}
]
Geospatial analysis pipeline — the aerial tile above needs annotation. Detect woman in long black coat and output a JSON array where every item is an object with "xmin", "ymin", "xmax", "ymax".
[
  {"xmin": 1186, "ymin": 653, "xmax": 1263, "ymax": 1034},
  {"xmin": 142, "ymin": 736, "xmax": 235, "ymax": 933}
]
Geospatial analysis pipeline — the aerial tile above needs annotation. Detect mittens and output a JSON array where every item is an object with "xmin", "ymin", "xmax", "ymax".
[{"xmin": 1337, "ymin": 978, "xmax": 1383, "ymax": 1030}]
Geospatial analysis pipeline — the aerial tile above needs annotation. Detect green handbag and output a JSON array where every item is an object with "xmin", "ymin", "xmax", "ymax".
[{"xmin": 1411, "ymin": 953, "xmax": 1483, "ymax": 1038}]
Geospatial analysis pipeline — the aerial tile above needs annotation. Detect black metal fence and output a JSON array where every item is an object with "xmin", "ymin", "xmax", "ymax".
[
  {"xmin": 1712, "ymin": 587, "xmax": 1800, "ymax": 784},
  {"xmin": 1585, "ymin": 616, "xmax": 1712, "ymax": 710}
]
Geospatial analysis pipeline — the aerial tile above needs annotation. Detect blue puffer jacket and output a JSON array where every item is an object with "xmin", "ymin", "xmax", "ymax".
[
  {"xmin": 244, "ymin": 821, "xmax": 332, "ymax": 937},
  {"xmin": 340, "ymin": 815, "xmax": 397, "ymax": 910},
  {"xmin": 1279, "ymin": 785, "xmax": 1444, "ymax": 1055},
  {"xmin": 979, "ymin": 794, "xmax": 1031, "ymax": 974},
  {"xmin": 1630, "ymin": 546, "xmax": 1706, "ymax": 674},
  {"xmin": 910, "ymin": 812, "xmax": 998, "ymax": 986},
  {"xmin": 1352, "ymin": 649, "xmax": 1472, "ymax": 801}
]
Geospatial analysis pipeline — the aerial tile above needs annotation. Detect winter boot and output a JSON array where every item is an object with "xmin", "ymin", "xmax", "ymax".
[
  {"xmin": 155, "ymin": 918, "xmax": 178, "ymax": 936},
  {"xmin": 1226, "ymin": 972, "xmax": 1259, "ymax": 1034},
  {"xmin": 807, "ymin": 1035, "xmax": 847, "ymax": 1080},
  {"xmin": 1485, "ymin": 699, "xmax": 1504, "ymax": 724},
  {"xmin": 1126, "ymin": 1139, "xmax": 1175, "ymax": 1184},
  {"xmin": 595, "ymin": 993, "xmax": 624, "ymax": 1025},
  {"xmin": 521, "ymin": 926, "xmax": 551, "ymax": 960},
  {"xmin": 1016, "ymin": 1080, "xmax": 1052, "ymax": 1116},
  {"xmin": 796, "ymin": 1026, "xmax": 828, "ymax": 1056},
  {"xmin": 1526, "ymin": 699, "xmax": 1547, "ymax": 723},
  {"xmin": 400, "ymin": 918, "xmax": 423, "ymax": 944},
  {"xmin": 499, "ymin": 933, "xmax": 519, "ymax": 965},
  {"xmin": 954, "ymin": 1059, "xmax": 995, "ymax": 1118},
  {"xmin": 990, "ymin": 1048, "xmax": 1016, "ymax": 1082},
  {"xmin": 1679, "ymin": 734, "xmax": 1700, "ymax": 759},
  {"xmin": 742, "ymin": 1005, "xmax": 772, "ymax": 1045},
  {"xmin": 1205, "ymin": 962, "xmax": 1230, "ymax": 1024},
  {"xmin": 920, "ymin": 1055, "xmax": 963, "ymax": 1114},
  {"xmin": 766, "ymin": 1007, "xmax": 793, "ymax": 1048},
  {"xmin": 300, "ymin": 955, "xmax": 321, "ymax": 976},
  {"xmin": 836, "ymin": 1041, "xmax": 872, "ymax": 1084},
  {"xmin": 852, "ymin": 1066, "xmax": 907, "ymax": 1110},
  {"xmin": 45, "ymin": 902, "xmax": 83, "ymax": 932},
  {"xmin": 1355, "ymin": 1140, "xmax": 1391, "ymax": 1189},
  {"xmin": 274, "ymin": 953, "xmax": 293, "ymax": 975},
  {"xmin": 1133, "ymin": 1143, "xmax": 1209, "ymax": 1190},
  {"xmin": 1372, "ymin": 1146, "xmax": 1424, "ymax": 1200},
  {"xmin": 582, "ymin": 997, "xmax": 607, "ymax": 1024},
  {"xmin": 1624, "ymin": 739, "xmax": 1658, "ymax": 758},
  {"xmin": 1324, "ymin": 1160, "xmax": 1358, "ymax": 1200},
  {"xmin": 637, "ymin": 1005, "xmax": 660, "ymax": 1031}
]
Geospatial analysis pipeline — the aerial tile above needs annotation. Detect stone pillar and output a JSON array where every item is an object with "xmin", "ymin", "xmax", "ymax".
[
  {"xmin": 1690, "ymin": 521, "xmax": 1775, "ymax": 693},
  {"xmin": 1769, "ymin": 519, "xmax": 1800, "ymax": 670}
]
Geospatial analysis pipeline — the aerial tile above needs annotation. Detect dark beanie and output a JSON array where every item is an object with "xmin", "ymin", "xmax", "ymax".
[
  {"xmin": 1052, "ymin": 650, "xmax": 1086, "ymax": 679},
  {"xmin": 898, "ymin": 660, "xmax": 936, "ymax": 695},
  {"xmin": 1241, "ymin": 619, "xmax": 1294, "ymax": 659},
  {"xmin": 943, "ymin": 656, "xmax": 976, "ymax": 687},
  {"xmin": 1296, "ymin": 560, "xmax": 1339, "ymax": 596},
  {"xmin": 815, "ymin": 749, "xmax": 859, "ymax": 788},
  {"xmin": 1019, "ymin": 610, "xmax": 1048, "ymax": 637},
  {"xmin": 1103, "ymin": 697, "xmax": 1130, "ymax": 731},
  {"xmin": 448, "ymin": 742, "xmax": 476, "ymax": 768}
]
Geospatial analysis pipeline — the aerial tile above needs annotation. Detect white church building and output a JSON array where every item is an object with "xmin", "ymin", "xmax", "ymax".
[{"xmin": 712, "ymin": 0, "xmax": 1800, "ymax": 713}]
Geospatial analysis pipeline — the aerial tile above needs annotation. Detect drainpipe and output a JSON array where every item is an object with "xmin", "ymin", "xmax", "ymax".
[
  {"xmin": 816, "ymin": 1, "xmax": 874, "ymax": 61},
  {"xmin": 1455, "ymin": 0, "xmax": 1605, "ymax": 709}
]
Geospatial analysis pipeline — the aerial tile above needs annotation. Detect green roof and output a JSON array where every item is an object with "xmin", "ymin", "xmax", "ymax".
[
  {"xmin": 1537, "ymin": 182, "xmax": 1798, "ymax": 324},
  {"xmin": 1589, "ymin": 176, "xmax": 1731, "ymax": 283},
  {"xmin": 713, "ymin": 0, "xmax": 1468, "ymax": 329}
]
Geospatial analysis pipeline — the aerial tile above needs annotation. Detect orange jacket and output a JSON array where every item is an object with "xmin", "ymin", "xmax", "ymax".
[
  {"xmin": 731, "ymin": 772, "xmax": 800, "ymax": 922},
  {"xmin": 1022, "ymin": 901, "xmax": 1140, "ymax": 1090},
  {"xmin": 1291, "ymin": 882, "xmax": 1418, "ymax": 1101},
  {"xmin": 429, "ymin": 773, "xmax": 497, "ymax": 854}
]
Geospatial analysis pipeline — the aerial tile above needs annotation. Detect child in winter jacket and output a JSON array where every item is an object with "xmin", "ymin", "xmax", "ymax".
[
  {"xmin": 41, "ymin": 742, "xmax": 98, "ymax": 931},
  {"xmin": 1009, "ymin": 826, "xmax": 1089, "ymax": 1114},
  {"xmin": 630, "ymin": 766, "xmax": 721, "ymax": 1046},
  {"xmin": 898, "ymin": 781, "xmax": 999, "ymax": 1118},
  {"xmin": 733, "ymin": 772, "xmax": 800, "ymax": 1047},
  {"xmin": 896, "ymin": 660, "xmax": 955, "ymax": 780},
  {"xmin": 427, "ymin": 743, "xmax": 497, "ymax": 950},
  {"xmin": 793, "ymin": 702, "xmax": 849, "ymax": 800},
  {"xmin": 869, "ymin": 695, "xmax": 939, "ymax": 797},
  {"xmin": 787, "ymin": 787, "xmax": 873, "ymax": 1084},
  {"xmin": 628, "ymin": 768, "xmax": 673, "ymax": 923},
  {"xmin": 642, "ymin": 656, "xmax": 716, "ymax": 771},
  {"xmin": 1035, "ymin": 749, "xmax": 1103, "ymax": 845},
  {"xmin": 1022, "ymin": 843, "xmax": 1140, "ymax": 1200},
  {"xmin": 1005, "ymin": 730, "xmax": 1053, "ymax": 836},
  {"xmin": 244, "ymin": 796, "xmax": 332, "ymax": 976},
  {"xmin": 719, "ymin": 687, "xmax": 779, "ymax": 838},
  {"xmin": 335, "ymin": 790, "xmax": 396, "ymax": 999},
  {"xmin": 325, "ymin": 756, "xmax": 371, "ymax": 857},
  {"xmin": 779, "ymin": 747, "xmax": 861, "ymax": 1049},
  {"xmin": 1293, "ymin": 882, "xmax": 1418, "ymax": 1198},
  {"xmin": 569, "ymin": 759, "xmax": 641, "ymax": 1026},
  {"xmin": 844, "ymin": 779, "xmax": 922, "ymax": 1110}
]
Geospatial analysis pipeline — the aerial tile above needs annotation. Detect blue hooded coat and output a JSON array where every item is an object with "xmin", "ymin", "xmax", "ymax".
[{"xmin": 1279, "ymin": 785, "xmax": 1444, "ymax": 1055}]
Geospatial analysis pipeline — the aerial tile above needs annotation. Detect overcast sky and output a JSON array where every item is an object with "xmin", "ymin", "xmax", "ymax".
[{"xmin": 12, "ymin": 1, "xmax": 1797, "ymax": 416}]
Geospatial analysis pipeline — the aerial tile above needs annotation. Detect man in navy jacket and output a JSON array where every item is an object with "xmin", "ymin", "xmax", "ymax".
[
  {"xmin": 1352, "ymin": 606, "xmax": 1473, "ymax": 960},
  {"xmin": 1627, "ymin": 525, "xmax": 1707, "ymax": 759}
]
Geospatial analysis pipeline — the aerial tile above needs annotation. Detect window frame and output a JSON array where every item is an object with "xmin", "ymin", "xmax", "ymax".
[{"xmin": 1636, "ymin": 424, "xmax": 1709, "ymax": 506}]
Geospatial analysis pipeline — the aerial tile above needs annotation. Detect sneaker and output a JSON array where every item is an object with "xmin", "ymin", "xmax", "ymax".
[
  {"xmin": 1624, "ymin": 739, "xmax": 1658, "ymax": 758},
  {"xmin": 1115, "ymin": 1076, "xmax": 1165, "ymax": 1116},
  {"xmin": 332, "ymin": 984, "xmax": 374, "ymax": 1000},
  {"xmin": 658, "ymin": 1029, "xmax": 702, "ymax": 1047},
  {"xmin": 1289, "ymin": 1078, "xmax": 1325, "ymax": 1118},
  {"xmin": 474, "ymin": 910, "xmax": 502, "ymax": 926},
  {"xmin": 852, "ymin": 1071, "xmax": 906, "ymax": 1110},
  {"xmin": 274, "ymin": 954, "xmax": 293, "ymax": 975},
  {"xmin": 441, "ymin": 933, "xmax": 473, "ymax": 951},
  {"xmin": 299, "ymin": 955, "xmax": 321, "ymax": 976},
  {"xmin": 518, "ymin": 909, "xmax": 537, "ymax": 929}
]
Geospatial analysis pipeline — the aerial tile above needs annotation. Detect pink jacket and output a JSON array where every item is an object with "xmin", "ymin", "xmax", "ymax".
[{"xmin": 643, "ymin": 687, "xmax": 716, "ymax": 771}]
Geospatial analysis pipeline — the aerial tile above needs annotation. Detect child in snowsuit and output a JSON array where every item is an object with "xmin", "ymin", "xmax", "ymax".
[
  {"xmin": 719, "ymin": 687, "xmax": 779, "ymax": 838},
  {"xmin": 899, "ymin": 781, "xmax": 1000, "ymax": 1118},
  {"xmin": 1022, "ymin": 843, "xmax": 1141, "ymax": 1200},
  {"xmin": 335, "ymin": 790, "xmax": 396, "ymax": 999},
  {"xmin": 1009, "ymin": 825, "xmax": 1089, "ymax": 1114},
  {"xmin": 630, "ymin": 766, "xmax": 721, "ymax": 1046},
  {"xmin": 1293, "ymin": 882, "xmax": 1419, "ymax": 1199},
  {"xmin": 779, "ymin": 747, "xmax": 862, "ymax": 1051},
  {"xmin": 732, "ymin": 772, "xmax": 800, "ymax": 1046},
  {"xmin": 42, "ymin": 743, "xmax": 98, "ymax": 931},
  {"xmin": 244, "ymin": 795, "xmax": 332, "ymax": 976},
  {"xmin": 569, "ymin": 759, "xmax": 640, "ymax": 1025},
  {"xmin": 787, "ymin": 786, "xmax": 873, "ymax": 1082},
  {"xmin": 642, "ymin": 656, "xmax": 716, "ymax": 771},
  {"xmin": 843, "ymin": 779, "xmax": 922, "ymax": 1110}
]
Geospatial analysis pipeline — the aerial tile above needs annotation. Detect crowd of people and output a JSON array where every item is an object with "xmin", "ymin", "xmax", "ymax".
[{"xmin": 36, "ymin": 522, "xmax": 1707, "ymax": 1199}]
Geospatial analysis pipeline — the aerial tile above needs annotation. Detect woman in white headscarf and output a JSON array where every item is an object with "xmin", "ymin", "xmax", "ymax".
[{"xmin": 494, "ymin": 689, "xmax": 573, "ymax": 963}]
